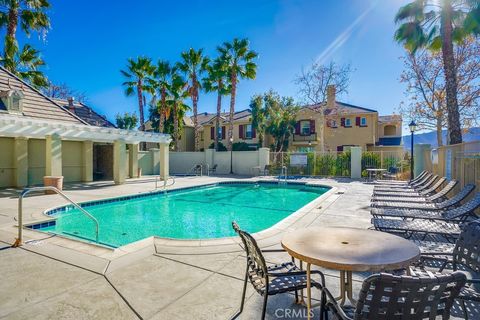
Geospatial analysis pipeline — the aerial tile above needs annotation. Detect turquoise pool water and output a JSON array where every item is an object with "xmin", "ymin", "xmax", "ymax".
[{"xmin": 37, "ymin": 182, "xmax": 329, "ymax": 247}]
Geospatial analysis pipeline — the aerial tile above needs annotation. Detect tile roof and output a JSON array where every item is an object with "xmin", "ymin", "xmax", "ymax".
[
  {"xmin": 53, "ymin": 98, "xmax": 116, "ymax": 128},
  {"xmin": 198, "ymin": 109, "xmax": 252, "ymax": 125},
  {"xmin": 303, "ymin": 101, "xmax": 378, "ymax": 115},
  {"xmin": 0, "ymin": 67, "xmax": 85, "ymax": 124}
]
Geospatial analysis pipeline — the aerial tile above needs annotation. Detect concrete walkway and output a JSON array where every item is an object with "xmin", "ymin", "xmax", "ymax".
[{"xmin": 0, "ymin": 176, "xmax": 471, "ymax": 319}]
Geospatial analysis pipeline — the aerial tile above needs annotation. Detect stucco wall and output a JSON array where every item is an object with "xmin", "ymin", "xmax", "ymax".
[
  {"xmin": 170, "ymin": 152, "xmax": 205, "ymax": 174},
  {"xmin": 202, "ymin": 121, "xmax": 259, "ymax": 150},
  {"xmin": 62, "ymin": 141, "xmax": 83, "ymax": 182},
  {"xmin": 0, "ymin": 137, "xmax": 14, "ymax": 187},
  {"xmin": 28, "ymin": 139, "xmax": 46, "ymax": 185},
  {"xmin": 170, "ymin": 150, "xmax": 265, "ymax": 175},
  {"xmin": 138, "ymin": 151, "xmax": 153, "ymax": 175}
]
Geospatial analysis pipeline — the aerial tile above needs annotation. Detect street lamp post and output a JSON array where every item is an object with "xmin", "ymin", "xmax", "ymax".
[
  {"xmin": 229, "ymin": 137, "xmax": 234, "ymax": 174},
  {"xmin": 409, "ymin": 120, "xmax": 417, "ymax": 180}
]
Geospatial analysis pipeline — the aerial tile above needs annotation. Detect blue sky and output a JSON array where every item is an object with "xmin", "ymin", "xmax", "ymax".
[{"xmin": 16, "ymin": 0, "xmax": 412, "ymax": 133}]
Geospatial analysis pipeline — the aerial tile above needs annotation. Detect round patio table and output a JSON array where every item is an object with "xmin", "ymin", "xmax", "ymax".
[{"xmin": 281, "ymin": 227, "xmax": 420, "ymax": 319}]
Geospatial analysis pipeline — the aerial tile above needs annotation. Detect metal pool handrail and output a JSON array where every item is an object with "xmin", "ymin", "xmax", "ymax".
[
  {"xmin": 155, "ymin": 176, "xmax": 175, "ymax": 190},
  {"xmin": 14, "ymin": 186, "xmax": 99, "ymax": 247}
]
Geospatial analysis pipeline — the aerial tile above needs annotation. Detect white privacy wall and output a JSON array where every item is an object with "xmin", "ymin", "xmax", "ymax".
[{"xmin": 169, "ymin": 148, "xmax": 270, "ymax": 175}]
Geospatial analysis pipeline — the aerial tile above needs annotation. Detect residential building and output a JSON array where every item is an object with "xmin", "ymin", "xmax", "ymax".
[
  {"xmin": 0, "ymin": 66, "xmax": 170, "ymax": 188},
  {"xmin": 199, "ymin": 110, "xmax": 259, "ymax": 150},
  {"xmin": 291, "ymin": 86, "xmax": 403, "ymax": 153},
  {"xmin": 144, "ymin": 116, "xmax": 194, "ymax": 152}
]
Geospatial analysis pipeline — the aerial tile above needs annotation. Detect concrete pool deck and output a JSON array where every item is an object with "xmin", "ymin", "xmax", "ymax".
[{"xmin": 0, "ymin": 176, "xmax": 471, "ymax": 319}]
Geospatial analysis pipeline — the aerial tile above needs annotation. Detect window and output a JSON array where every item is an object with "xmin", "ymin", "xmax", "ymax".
[
  {"xmin": 361, "ymin": 117, "xmax": 367, "ymax": 126},
  {"xmin": 300, "ymin": 121, "xmax": 311, "ymax": 135},
  {"xmin": 0, "ymin": 89, "xmax": 24, "ymax": 114},
  {"xmin": 245, "ymin": 124, "xmax": 253, "ymax": 139},
  {"xmin": 330, "ymin": 120, "xmax": 337, "ymax": 128},
  {"xmin": 344, "ymin": 118, "xmax": 352, "ymax": 127}
]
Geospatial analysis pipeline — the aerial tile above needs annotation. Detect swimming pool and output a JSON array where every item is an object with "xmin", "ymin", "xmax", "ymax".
[{"xmin": 30, "ymin": 182, "xmax": 329, "ymax": 248}]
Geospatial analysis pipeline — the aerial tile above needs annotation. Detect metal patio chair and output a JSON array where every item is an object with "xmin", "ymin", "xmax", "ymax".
[
  {"xmin": 232, "ymin": 221, "xmax": 326, "ymax": 320},
  {"xmin": 371, "ymin": 184, "xmax": 475, "ymax": 209},
  {"xmin": 410, "ymin": 219, "xmax": 480, "ymax": 320},
  {"xmin": 208, "ymin": 164, "xmax": 217, "ymax": 175},
  {"xmin": 322, "ymin": 272, "xmax": 466, "ymax": 320}
]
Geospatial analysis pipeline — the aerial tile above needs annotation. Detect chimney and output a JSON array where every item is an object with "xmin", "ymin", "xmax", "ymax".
[
  {"xmin": 326, "ymin": 85, "xmax": 336, "ymax": 110},
  {"xmin": 67, "ymin": 97, "xmax": 75, "ymax": 113}
]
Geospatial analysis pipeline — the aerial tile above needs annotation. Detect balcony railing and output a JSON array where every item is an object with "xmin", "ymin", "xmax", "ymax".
[{"xmin": 293, "ymin": 133, "xmax": 317, "ymax": 142}]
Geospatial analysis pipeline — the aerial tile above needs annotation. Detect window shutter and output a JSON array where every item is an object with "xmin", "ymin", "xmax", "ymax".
[
  {"xmin": 340, "ymin": 118, "xmax": 345, "ymax": 127},
  {"xmin": 210, "ymin": 127, "xmax": 214, "ymax": 140},
  {"xmin": 310, "ymin": 120, "xmax": 315, "ymax": 133},
  {"xmin": 295, "ymin": 121, "xmax": 301, "ymax": 134},
  {"xmin": 239, "ymin": 125, "xmax": 244, "ymax": 139},
  {"xmin": 222, "ymin": 126, "xmax": 226, "ymax": 139},
  {"xmin": 252, "ymin": 127, "xmax": 256, "ymax": 138},
  {"xmin": 356, "ymin": 117, "xmax": 360, "ymax": 126}
]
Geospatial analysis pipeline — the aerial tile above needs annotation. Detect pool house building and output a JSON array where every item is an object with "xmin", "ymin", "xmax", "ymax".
[{"xmin": 0, "ymin": 67, "xmax": 171, "ymax": 188}]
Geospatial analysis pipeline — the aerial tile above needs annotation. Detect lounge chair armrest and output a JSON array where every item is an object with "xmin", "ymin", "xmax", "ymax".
[
  {"xmin": 418, "ymin": 255, "xmax": 453, "ymax": 272},
  {"xmin": 420, "ymin": 252, "xmax": 453, "ymax": 257},
  {"xmin": 262, "ymin": 249, "xmax": 286, "ymax": 253}
]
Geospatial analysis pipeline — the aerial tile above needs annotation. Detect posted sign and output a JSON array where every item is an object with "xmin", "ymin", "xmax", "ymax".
[{"xmin": 290, "ymin": 154, "xmax": 308, "ymax": 166}]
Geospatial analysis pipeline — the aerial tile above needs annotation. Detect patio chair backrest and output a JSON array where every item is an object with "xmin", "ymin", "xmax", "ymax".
[
  {"xmin": 437, "ymin": 184, "xmax": 476, "ymax": 209},
  {"xmin": 427, "ymin": 179, "xmax": 456, "ymax": 201},
  {"xmin": 232, "ymin": 221, "xmax": 269, "ymax": 295},
  {"xmin": 354, "ymin": 272, "xmax": 466, "ymax": 320},
  {"xmin": 412, "ymin": 173, "xmax": 433, "ymax": 188},
  {"xmin": 421, "ymin": 177, "xmax": 447, "ymax": 196},
  {"xmin": 453, "ymin": 218, "xmax": 480, "ymax": 273},
  {"xmin": 444, "ymin": 193, "xmax": 480, "ymax": 220}
]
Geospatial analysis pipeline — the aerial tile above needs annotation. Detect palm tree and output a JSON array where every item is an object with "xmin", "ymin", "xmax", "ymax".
[
  {"xmin": 394, "ymin": 0, "xmax": 477, "ymax": 144},
  {"xmin": 177, "ymin": 48, "xmax": 210, "ymax": 151},
  {"xmin": 168, "ymin": 69, "xmax": 189, "ymax": 151},
  {"xmin": 121, "ymin": 57, "xmax": 155, "ymax": 131},
  {"xmin": 203, "ymin": 57, "xmax": 230, "ymax": 151},
  {"xmin": 152, "ymin": 60, "xmax": 172, "ymax": 133},
  {"xmin": 0, "ymin": 0, "xmax": 50, "ymax": 65},
  {"xmin": 217, "ymin": 38, "xmax": 258, "ymax": 150},
  {"xmin": 0, "ymin": 44, "xmax": 48, "ymax": 88}
]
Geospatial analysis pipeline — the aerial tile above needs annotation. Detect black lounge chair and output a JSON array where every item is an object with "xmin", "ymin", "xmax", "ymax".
[
  {"xmin": 372, "ymin": 176, "xmax": 448, "ymax": 196},
  {"xmin": 372, "ymin": 217, "xmax": 464, "ymax": 241},
  {"xmin": 371, "ymin": 193, "xmax": 480, "ymax": 222},
  {"xmin": 232, "ymin": 221, "xmax": 326, "ymax": 320},
  {"xmin": 409, "ymin": 219, "xmax": 480, "ymax": 320},
  {"xmin": 208, "ymin": 164, "xmax": 217, "ymax": 174},
  {"xmin": 371, "ymin": 179, "xmax": 455, "ymax": 203},
  {"xmin": 371, "ymin": 184, "xmax": 475, "ymax": 209},
  {"xmin": 374, "ymin": 170, "xmax": 428, "ymax": 185},
  {"xmin": 373, "ymin": 173, "xmax": 436, "ymax": 192},
  {"xmin": 322, "ymin": 272, "xmax": 466, "ymax": 320}
]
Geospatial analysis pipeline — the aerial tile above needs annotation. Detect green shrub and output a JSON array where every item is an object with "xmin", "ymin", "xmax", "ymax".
[
  {"xmin": 208, "ymin": 142, "xmax": 227, "ymax": 151},
  {"xmin": 232, "ymin": 142, "xmax": 251, "ymax": 151}
]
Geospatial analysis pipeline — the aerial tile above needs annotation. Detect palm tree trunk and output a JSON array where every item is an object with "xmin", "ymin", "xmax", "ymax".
[
  {"xmin": 441, "ymin": 2, "xmax": 462, "ymax": 145},
  {"xmin": 137, "ymin": 80, "xmax": 145, "ymax": 131},
  {"xmin": 173, "ymin": 101, "xmax": 179, "ymax": 151},
  {"xmin": 192, "ymin": 79, "xmax": 200, "ymax": 152},
  {"xmin": 159, "ymin": 88, "xmax": 166, "ymax": 133},
  {"xmin": 215, "ymin": 80, "xmax": 222, "ymax": 151},
  {"xmin": 228, "ymin": 73, "xmax": 237, "ymax": 151},
  {"xmin": 4, "ymin": 7, "xmax": 18, "ymax": 67}
]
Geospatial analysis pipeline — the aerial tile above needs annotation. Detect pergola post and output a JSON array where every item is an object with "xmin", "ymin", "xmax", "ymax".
[
  {"xmin": 13, "ymin": 137, "xmax": 28, "ymax": 187},
  {"xmin": 82, "ymin": 141, "xmax": 93, "ymax": 182},
  {"xmin": 159, "ymin": 142, "xmax": 169, "ymax": 180},
  {"xmin": 45, "ymin": 134, "xmax": 62, "ymax": 176},
  {"xmin": 113, "ymin": 139, "xmax": 127, "ymax": 184},
  {"xmin": 128, "ymin": 143, "xmax": 139, "ymax": 178}
]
